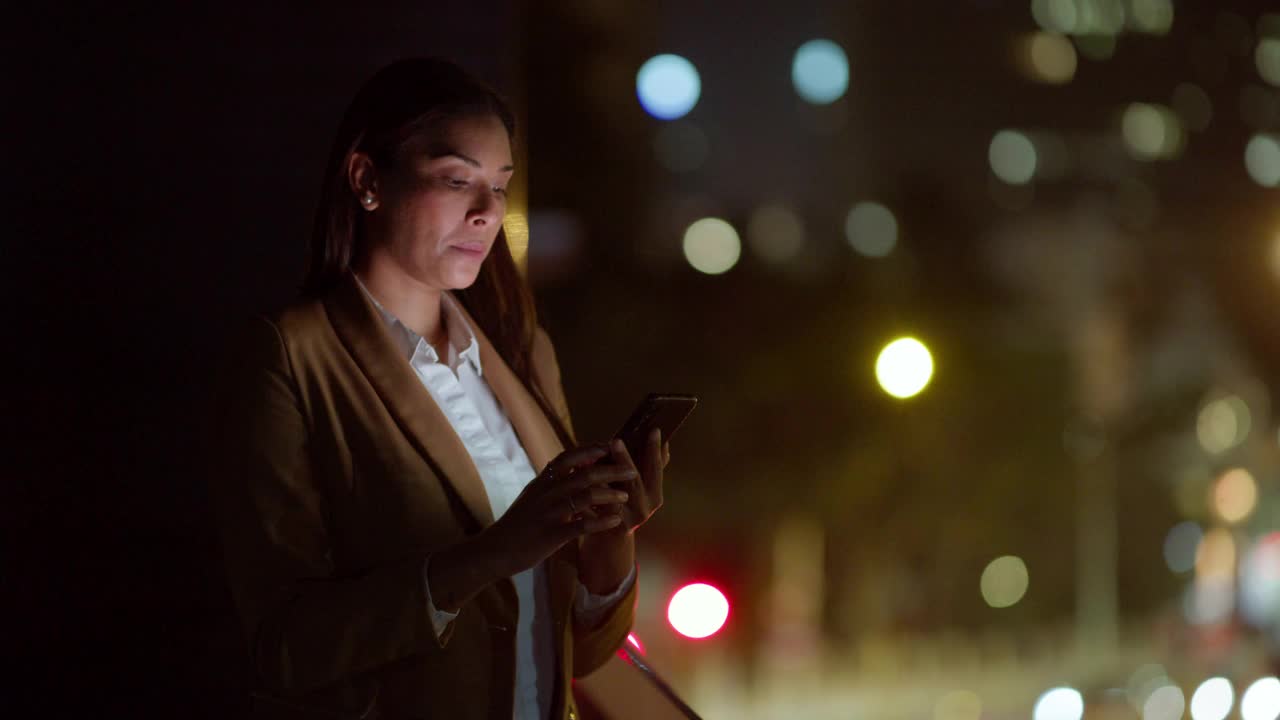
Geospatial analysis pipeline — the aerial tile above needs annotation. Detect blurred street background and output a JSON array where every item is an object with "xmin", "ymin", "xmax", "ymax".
[{"xmin": 8, "ymin": 1, "xmax": 1279, "ymax": 718}]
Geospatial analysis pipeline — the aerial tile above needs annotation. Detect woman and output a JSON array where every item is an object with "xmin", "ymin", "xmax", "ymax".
[{"xmin": 211, "ymin": 58, "xmax": 668, "ymax": 720}]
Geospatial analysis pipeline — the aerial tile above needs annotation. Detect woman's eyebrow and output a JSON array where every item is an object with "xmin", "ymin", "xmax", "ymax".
[{"xmin": 426, "ymin": 146, "xmax": 514, "ymax": 172}]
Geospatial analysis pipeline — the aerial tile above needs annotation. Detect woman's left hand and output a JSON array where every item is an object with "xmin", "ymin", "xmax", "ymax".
[{"xmin": 593, "ymin": 428, "xmax": 670, "ymax": 535}]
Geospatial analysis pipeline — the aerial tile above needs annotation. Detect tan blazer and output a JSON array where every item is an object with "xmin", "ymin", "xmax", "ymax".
[{"xmin": 211, "ymin": 271, "xmax": 635, "ymax": 720}]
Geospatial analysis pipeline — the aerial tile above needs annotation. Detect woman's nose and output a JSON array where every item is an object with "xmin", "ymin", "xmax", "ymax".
[{"xmin": 468, "ymin": 189, "xmax": 502, "ymax": 227}]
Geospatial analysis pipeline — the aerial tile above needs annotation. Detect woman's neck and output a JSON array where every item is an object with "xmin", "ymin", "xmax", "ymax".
[{"xmin": 352, "ymin": 252, "xmax": 446, "ymax": 349}]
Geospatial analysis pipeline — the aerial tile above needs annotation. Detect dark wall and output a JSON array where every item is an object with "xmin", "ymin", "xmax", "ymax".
[{"xmin": 8, "ymin": 4, "xmax": 518, "ymax": 715}]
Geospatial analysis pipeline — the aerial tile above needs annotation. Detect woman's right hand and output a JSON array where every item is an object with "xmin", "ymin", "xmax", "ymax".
[{"xmin": 479, "ymin": 444, "xmax": 637, "ymax": 580}]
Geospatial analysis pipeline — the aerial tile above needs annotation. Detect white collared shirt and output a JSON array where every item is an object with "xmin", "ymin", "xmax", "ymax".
[{"xmin": 355, "ymin": 277, "xmax": 633, "ymax": 719}]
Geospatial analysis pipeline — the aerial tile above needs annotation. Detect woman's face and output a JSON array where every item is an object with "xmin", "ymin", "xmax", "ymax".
[{"xmin": 360, "ymin": 113, "xmax": 513, "ymax": 291}]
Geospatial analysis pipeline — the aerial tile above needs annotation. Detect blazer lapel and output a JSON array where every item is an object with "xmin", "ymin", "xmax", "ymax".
[
  {"xmin": 451, "ymin": 298, "xmax": 565, "ymax": 475},
  {"xmin": 324, "ymin": 272, "xmax": 495, "ymax": 530}
]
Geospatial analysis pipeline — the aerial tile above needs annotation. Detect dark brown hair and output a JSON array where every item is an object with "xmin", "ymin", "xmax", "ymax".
[{"xmin": 304, "ymin": 57, "xmax": 573, "ymax": 446}]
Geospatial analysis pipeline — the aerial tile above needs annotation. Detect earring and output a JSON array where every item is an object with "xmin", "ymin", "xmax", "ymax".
[{"xmin": 362, "ymin": 194, "xmax": 375, "ymax": 206}]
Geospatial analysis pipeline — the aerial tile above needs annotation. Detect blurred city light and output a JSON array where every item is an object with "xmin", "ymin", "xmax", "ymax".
[
  {"xmin": 1257, "ymin": 38, "xmax": 1280, "ymax": 87},
  {"xmin": 845, "ymin": 201, "xmax": 898, "ymax": 258},
  {"xmin": 1163, "ymin": 521, "xmax": 1202, "ymax": 574},
  {"xmin": 875, "ymin": 337, "xmax": 934, "ymax": 399},
  {"xmin": 682, "ymin": 217, "xmax": 741, "ymax": 275},
  {"xmin": 667, "ymin": 583, "xmax": 729, "ymax": 639},
  {"xmin": 1197, "ymin": 394, "xmax": 1252, "ymax": 454},
  {"xmin": 989, "ymin": 130, "xmax": 1038, "ymax": 184},
  {"xmin": 1129, "ymin": 0, "xmax": 1174, "ymax": 35},
  {"xmin": 1143, "ymin": 684, "xmax": 1186, "ymax": 720},
  {"xmin": 933, "ymin": 689, "xmax": 982, "ymax": 720},
  {"xmin": 1171, "ymin": 82, "xmax": 1213, "ymax": 132},
  {"xmin": 1189, "ymin": 677, "xmax": 1235, "ymax": 720},
  {"xmin": 1020, "ymin": 32, "xmax": 1078, "ymax": 84},
  {"xmin": 1129, "ymin": 665, "xmax": 1174, "ymax": 711},
  {"xmin": 1030, "ymin": 0, "xmax": 1078, "ymax": 34},
  {"xmin": 1032, "ymin": 686, "xmax": 1084, "ymax": 720},
  {"xmin": 653, "ymin": 121, "xmax": 709, "ymax": 173},
  {"xmin": 1212, "ymin": 468, "xmax": 1258, "ymax": 525},
  {"xmin": 747, "ymin": 203, "xmax": 804, "ymax": 264},
  {"xmin": 1122, "ymin": 103, "xmax": 1185, "ymax": 161},
  {"xmin": 1240, "ymin": 677, "xmax": 1280, "ymax": 720},
  {"xmin": 1240, "ymin": 532, "xmax": 1280, "ymax": 628},
  {"xmin": 1197, "ymin": 528, "xmax": 1237, "ymax": 580},
  {"xmin": 791, "ymin": 39, "xmax": 849, "ymax": 104},
  {"xmin": 1245, "ymin": 134, "xmax": 1280, "ymax": 187},
  {"xmin": 980, "ymin": 555, "xmax": 1029, "ymax": 608},
  {"xmin": 636, "ymin": 54, "xmax": 701, "ymax": 120}
]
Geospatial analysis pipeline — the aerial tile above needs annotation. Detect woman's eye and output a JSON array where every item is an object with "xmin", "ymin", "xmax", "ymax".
[
  {"xmin": 493, "ymin": 187, "xmax": 508, "ymax": 197},
  {"xmin": 443, "ymin": 177, "xmax": 468, "ymax": 188}
]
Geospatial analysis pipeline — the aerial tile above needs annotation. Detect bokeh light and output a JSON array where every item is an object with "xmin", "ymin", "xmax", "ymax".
[
  {"xmin": 1197, "ymin": 528, "xmax": 1237, "ymax": 581},
  {"xmin": 636, "ymin": 54, "xmax": 701, "ymax": 120},
  {"xmin": 980, "ymin": 555, "xmax": 1029, "ymax": 608},
  {"xmin": 1122, "ymin": 103, "xmax": 1185, "ymax": 161},
  {"xmin": 845, "ymin": 201, "xmax": 898, "ymax": 258},
  {"xmin": 1074, "ymin": 33, "xmax": 1117, "ymax": 60},
  {"xmin": 1033, "ymin": 687, "xmax": 1084, "ymax": 720},
  {"xmin": 1189, "ymin": 677, "xmax": 1234, "ymax": 720},
  {"xmin": 1197, "ymin": 395, "xmax": 1251, "ymax": 454},
  {"xmin": 1245, "ymin": 134, "xmax": 1280, "ymax": 187},
  {"xmin": 667, "ymin": 583, "xmax": 729, "ymax": 639},
  {"xmin": 1240, "ymin": 677, "xmax": 1280, "ymax": 720},
  {"xmin": 653, "ymin": 121, "xmax": 709, "ymax": 173},
  {"xmin": 933, "ymin": 689, "xmax": 982, "ymax": 720},
  {"xmin": 1212, "ymin": 468, "xmax": 1258, "ymax": 524},
  {"xmin": 1129, "ymin": 665, "xmax": 1174, "ymax": 712},
  {"xmin": 792, "ymin": 39, "xmax": 849, "ymax": 104},
  {"xmin": 1031, "ymin": 0, "xmax": 1078, "ymax": 34},
  {"xmin": 875, "ymin": 337, "xmax": 934, "ymax": 399},
  {"xmin": 682, "ymin": 217, "xmax": 741, "ymax": 275},
  {"xmin": 1129, "ymin": 0, "xmax": 1174, "ymax": 35},
  {"xmin": 1143, "ymin": 684, "xmax": 1186, "ymax": 720},
  {"xmin": 1241, "ymin": 532, "xmax": 1280, "ymax": 628},
  {"xmin": 1021, "ymin": 32, "xmax": 1078, "ymax": 84},
  {"xmin": 989, "ymin": 130, "xmax": 1038, "ymax": 184},
  {"xmin": 1257, "ymin": 38, "xmax": 1280, "ymax": 87},
  {"xmin": 1163, "ymin": 521, "xmax": 1202, "ymax": 574},
  {"xmin": 747, "ymin": 203, "xmax": 804, "ymax": 264},
  {"xmin": 1172, "ymin": 82, "xmax": 1213, "ymax": 132}
]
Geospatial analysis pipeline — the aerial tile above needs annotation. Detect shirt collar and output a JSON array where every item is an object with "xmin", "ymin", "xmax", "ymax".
[{"xmin": 353, "ymin": 273, "xmax": 483, "ymax": 376}]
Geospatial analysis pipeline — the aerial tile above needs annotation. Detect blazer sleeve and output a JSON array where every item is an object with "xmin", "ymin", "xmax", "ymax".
[
  {"xmin": 210, "ymin": 315, "xmax": 443, "ymax": 695},
  {"xmin": 532, "ymin": 327, "xmax": 637, "ymax": 677}
]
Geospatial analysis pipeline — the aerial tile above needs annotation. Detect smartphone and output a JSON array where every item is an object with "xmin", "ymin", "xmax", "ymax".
[{"xmin": 612, "ymin": 393, "xmax": 698, "ymax": 462}]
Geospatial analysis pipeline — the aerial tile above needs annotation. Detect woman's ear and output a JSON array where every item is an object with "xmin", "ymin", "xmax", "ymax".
[{"xmin": 347, "ymin": 152, "xmax": 380, "ymax": 210}]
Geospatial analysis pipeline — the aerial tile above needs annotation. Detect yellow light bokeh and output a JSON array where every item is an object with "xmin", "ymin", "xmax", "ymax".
[
  {"xmin": 1245, "ymin": 134, "xmax": 1280, "ymax": 187},
  {"xmin": 1212, "ymin": 468, "xmax": 1258, "ymax": 524},
  {"xmin": 682, "ymin": 217, "xmax": 742, "ymax": 275},
  {"xmin": 1196, "ymin": 528, "xmax": 1236, "ymax": 581},
  {"xmin": 1021, "ymin": 32, "xmax": 1077, "ymax": 84},
  {"xmin": 1122, "ymin": 103, "xmax": 1185, "ymax": 161},
  {"xmin": 980, "ymin": 555, "xmax": 1029, "ymax": 608},
  {"xmin": 1196, "ymin": 395, "xmax": 1251, "ymax": 454},
  {"xmin": 875, "ymin": 337, "xmax": 934, "ymax": 399}
]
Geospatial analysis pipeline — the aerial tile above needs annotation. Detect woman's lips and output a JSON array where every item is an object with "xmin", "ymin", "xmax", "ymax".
[{"xmin": 450, "ymin": 242, "xmax": 487, "ymax": 257}]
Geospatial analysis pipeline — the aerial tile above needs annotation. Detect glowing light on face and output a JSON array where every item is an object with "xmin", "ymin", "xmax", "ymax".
[
  {"xmin": 875, "ymin": 337, "xmax": 934, "ymax": 399},
  {"xmin": 792, "ymin": 39, "xmax": 849, "ymax": 104},
  {"xmin": 636, "ymin": 54, "xmax": 701, "ymax": 120}
]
